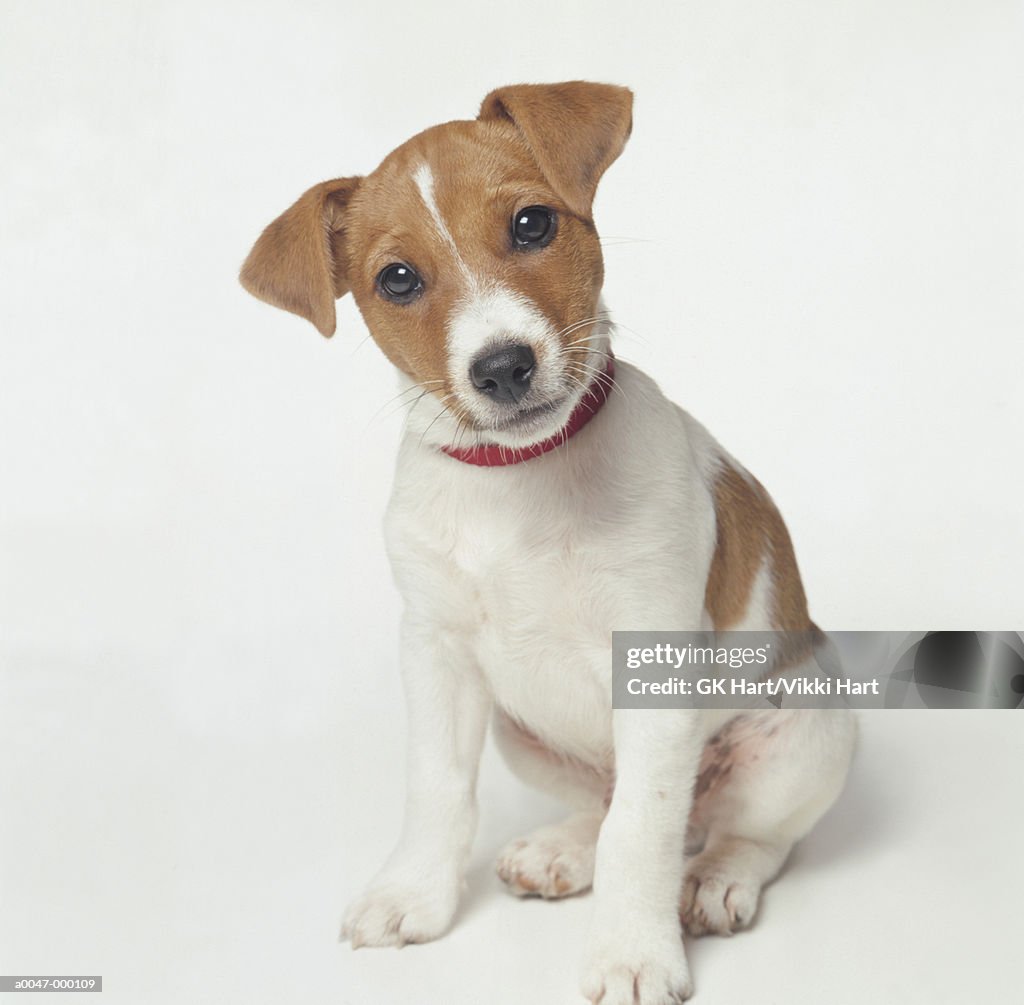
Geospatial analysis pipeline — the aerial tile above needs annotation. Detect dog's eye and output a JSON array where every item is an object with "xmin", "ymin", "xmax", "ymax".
[
  {"xmin": 512, "ymin": 206, "xmax": 556, "ymax": 249},
  {"xmin": 377, "ymin": 263, "xmax": 422, "ymax": 302}
]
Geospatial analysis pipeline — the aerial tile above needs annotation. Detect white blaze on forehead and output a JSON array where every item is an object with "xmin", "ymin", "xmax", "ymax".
[{"xmin": 412, "ymin": 162, "xmax": 474, "ymax": 286}]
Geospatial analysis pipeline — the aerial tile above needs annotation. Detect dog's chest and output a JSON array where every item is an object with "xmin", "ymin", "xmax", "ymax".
[
  {"xmin": 389, "ymin": 464, "xmax": 622, "ymax": 764},
  {"xmin": 461, "ymin": 497, "xmax": 616, "ymax": 762}
]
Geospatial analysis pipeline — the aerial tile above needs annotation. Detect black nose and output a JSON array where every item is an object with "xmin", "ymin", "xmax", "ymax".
[{"xmin": 469, "ymin": 344, "xmax": 535, "ymax": 403}]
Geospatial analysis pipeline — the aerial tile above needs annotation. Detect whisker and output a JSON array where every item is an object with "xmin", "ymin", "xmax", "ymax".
[
  {"xmin": 552, "ymin": 337, "xmax": 602, "ymax": 357},
  {"xmin": 565, "ymin": 360, "xmax": 629, "ymax": 404},
  {"xmin": 417, "ymin": 392, "xmax": 459, "ymax": 448},
  {"xmin": 452, "ymin": 417, "xmax": 473, "ymax": 453},
  {"xmin": 370, "ymin": 379, "xmax": 446, "ymax": 426},
  {"xmin": 552, "ymin": 311, "xmax": 616, "ymax": 345},
  {"xmin": 603, "ymin": 319, "xmax": 650, "ymax": 348},
  {"xmin": 349, "ymin": 332, "xmax": 375, "ymax": 356},
  {"xmin": 379, "ymin": 387, "xmax": 433, "ymax": 425},
  {"xmin": 552, "ymin": 312, "xmax": 612, "ymax": 341},
  {"xmin": 370, "ymin": 380, "xmax": 445, "ymax": 425},
  {"xmin": 565, "ymin": 359, "xmax": 606, "ymax": 379},
  {"xmin": 556, "ymin": 311, "xmax": 651, "ymax": 354}
]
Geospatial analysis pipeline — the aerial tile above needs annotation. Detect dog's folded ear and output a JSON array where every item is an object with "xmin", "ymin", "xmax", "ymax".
[
  {"xmin": 240, "ymin": 177, "xmax": 362, "ymax": 337},
  {"xmin": 479, "ymin": 82, "xmax": 632, "ymax": 219}
]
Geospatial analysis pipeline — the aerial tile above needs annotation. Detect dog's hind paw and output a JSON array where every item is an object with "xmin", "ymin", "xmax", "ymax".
[
  {"xmin": 679, "ymin": 848, "xmax": 763, "ymax": 937},
  {"xmin": 496, "ymin": 813, "xmax": 600, "ymax": 898}
]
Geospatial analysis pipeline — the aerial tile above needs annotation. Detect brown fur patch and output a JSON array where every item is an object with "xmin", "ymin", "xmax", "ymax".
[
  {"xmin": 704, "ymin": 460, "xmax": 811, "ymax": 635},
  {"xmin": 479, "ymin": 81, "xmax": 632, "ymax": 218},
  {"xmin": 239, "ymin": 177, "xmax": 361, "ymax": 337}
]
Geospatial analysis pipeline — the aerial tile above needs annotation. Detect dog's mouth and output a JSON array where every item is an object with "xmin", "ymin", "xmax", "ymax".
[{"xmin": 489, "ymin": 397, "xmax": 568, "ymax": 432}]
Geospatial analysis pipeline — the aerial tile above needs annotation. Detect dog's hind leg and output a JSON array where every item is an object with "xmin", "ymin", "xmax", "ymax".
[
  {"xmin": 681, "ymin": 705, "xmax": 856, "ymax": 935},
  {"xmin": 492, "ymin": 710, "xmax": 609, "ymax": 898}
]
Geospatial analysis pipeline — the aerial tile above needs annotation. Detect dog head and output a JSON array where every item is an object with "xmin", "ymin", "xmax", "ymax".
[{"xmin": 241, "ymin": 82, "xmax": 632, "ymax": 447}]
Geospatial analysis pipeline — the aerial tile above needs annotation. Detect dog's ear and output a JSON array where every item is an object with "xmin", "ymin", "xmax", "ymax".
[
  {"xmin": 479, "ymin": 82, "xmax": 632, "ymax": 218},
  {"xmin": 240, "ymin": 177, "xmax": 362, "ymax": 337}
]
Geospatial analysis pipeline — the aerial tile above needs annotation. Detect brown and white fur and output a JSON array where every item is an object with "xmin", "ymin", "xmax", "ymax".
[{"xmin": 241, "ymin": 82, "xmax": 856, "ymax": 1004}]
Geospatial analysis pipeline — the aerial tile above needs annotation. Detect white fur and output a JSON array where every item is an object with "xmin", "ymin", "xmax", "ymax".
[
  {"xmin": 341, "ymin": 175, "xmax": 856, "ymax": 1004},
  {"xmin": 342, "ymin": 350, "xmax": 856, "ymax": 1002}
]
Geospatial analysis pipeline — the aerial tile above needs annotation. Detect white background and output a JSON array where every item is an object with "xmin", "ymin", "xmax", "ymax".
[{"xmin": 1, "ymin": 1, "xmax": 1022, "ymax": 1002}]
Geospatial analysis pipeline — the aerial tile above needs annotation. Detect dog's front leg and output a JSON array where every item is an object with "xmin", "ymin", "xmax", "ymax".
[
  {"xmin": 341, "ymin": 611, "xmax": 490, "ymax": 947},
  {"xmin": 581, "ymin": 708, "xmax": 702, "ymax": 1004}
]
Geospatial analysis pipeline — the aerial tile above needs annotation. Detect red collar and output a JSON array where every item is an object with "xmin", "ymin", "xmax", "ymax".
[{"xmin": 441, "ymin": 357, "xmax": 615, "ymax": 467}]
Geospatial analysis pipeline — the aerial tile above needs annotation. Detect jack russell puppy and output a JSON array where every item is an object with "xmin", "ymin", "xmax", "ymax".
[{"xmin": 241, "ymin": 81, "xmax": 856, "ymax": 1004}]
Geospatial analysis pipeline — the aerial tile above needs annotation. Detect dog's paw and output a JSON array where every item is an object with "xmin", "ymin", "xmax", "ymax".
[
  {"xmin": 679, "ymin": 853, "xmax": 761, "ymax": 937},
  {"xmin": 581, "ymin": 926, "xmax": 693, "ymax": 1004},
  {"xmin": 340, "ymin": 871, "xmax": 458, "ymax": 948},
  {"xmin": 496, "ymin": 824, "xmax": 596, "ymax": 898}
]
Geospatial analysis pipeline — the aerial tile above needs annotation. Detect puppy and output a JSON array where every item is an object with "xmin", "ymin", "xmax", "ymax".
[{"xmin": 240, "ymin": 81, "xmax": 855, "ymax": 1004}]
